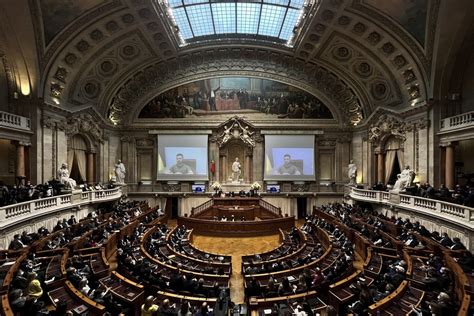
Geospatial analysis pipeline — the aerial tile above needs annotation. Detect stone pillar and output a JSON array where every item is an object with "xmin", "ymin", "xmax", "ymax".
[
  {"xmin": 377, "ymin": 152, "xmax": 384, "ymax": 183},
  {"xmin": 16, "ymin": 142, "xmax": 25, "ymax": 178},
  {"xmin": 245, "ymin": 153, "xmax": 251, "ymax": 183},
  {"xmin": 445, "ymin": 143, "xmax": 456, "ymax": 190},
  {"xmin": 87, "ymin": 152, "xmax": 94, "ymax": 184},
  {"xmin": 220, "ymin": 154, "xmax": 227, "ymax": 182}
]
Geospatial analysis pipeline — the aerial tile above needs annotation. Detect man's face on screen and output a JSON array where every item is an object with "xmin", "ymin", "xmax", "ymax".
[
  {"xmin": 176, "ymin": 155, "xmax": 183, "ymax": 165},
  {"xmin": 284, "ymin": 156, "xmax": 291, "ymax": 165}
]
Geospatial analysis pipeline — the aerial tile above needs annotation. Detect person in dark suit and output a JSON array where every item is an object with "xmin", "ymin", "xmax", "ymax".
[
  {"xmin": 209, "ymin": 87, "xmax": 220, "ymax": 111},
  {"xmin": 450, "ymin": 237, "xmax": 466, "ymax": 250},
  {"xmin": 8, "ymin": 234, "xmax": 24, "ymax": 250},
  {"xmin": 158, "ymin": 299, "xmax": 177, "ymax": 316}
]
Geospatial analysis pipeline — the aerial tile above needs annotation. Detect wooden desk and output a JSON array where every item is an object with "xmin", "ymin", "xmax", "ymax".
[
  {"xmin": 99, "ymin": 271, "xmax": 144, "ymax": 316},
  {"xmin": 48, "ymin": 281, "xmax": 105, "ymax": 316},
  {"xmin": 177, "ymin": 216, "xmax": 295, "ymax": 236}
]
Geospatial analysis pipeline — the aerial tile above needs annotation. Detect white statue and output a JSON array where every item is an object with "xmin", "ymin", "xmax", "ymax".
[
  {"xmin": 231, "ymin": 157, "xmax": 241, "ymax": 182},
  {"xmin": 220, "ymin": 125, "xmax": 232, "ymax": 145},
  {"xmin": 348, "ymin": 160, "xmax": 357, "ymax": 186},
  {"xmin": 58, "ymin": 163, "xmax": 77, "ymax": 189},
  {"xmin": 240, "ymin": 126, "xmax": 255, "ymax": 147},
  {"xmin": 392, "ymin": 165, "xmax": 415, "ymax": 192},
  {"xmin": 115, "ymin": 160, "xmax": 126, "ymax": 184}
]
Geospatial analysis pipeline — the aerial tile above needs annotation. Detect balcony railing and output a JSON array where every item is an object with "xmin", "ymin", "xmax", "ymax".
[
  {"xmin": 440, "ymin": 111, "xmax": 474, "ymax": 132},
  {"xmin": 0, "ymin": 187, "xmax": 122, "ymax": 230},
  {"xmin": 0, "ymin": 111, "xmax": 31, "ymax": 131},
  {"xmin": 347, "ymin": 187, "xmax": 474, "ymax": 229}
]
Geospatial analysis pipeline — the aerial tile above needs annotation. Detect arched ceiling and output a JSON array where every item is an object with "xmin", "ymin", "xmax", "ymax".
[{"xmin": 30, "ymin": 0, "xmax": 441, "ymax": 127}]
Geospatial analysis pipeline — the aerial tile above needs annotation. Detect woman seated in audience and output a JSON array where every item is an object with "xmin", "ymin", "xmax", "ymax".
[
  {"xmin": 141, "ymin": 295, "xmax": 159, "ymax": 316},
  {"xmin": 26, "ymin": 272, "xmax": 43, "ymax": 300}
]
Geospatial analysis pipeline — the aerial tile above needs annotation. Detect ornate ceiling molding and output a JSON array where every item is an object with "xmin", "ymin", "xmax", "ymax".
[{"xmin": 104, "ymin": 48, "xmax": 367, "ymax": 127}]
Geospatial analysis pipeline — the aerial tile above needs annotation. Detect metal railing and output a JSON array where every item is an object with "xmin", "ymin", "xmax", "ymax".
[
  {"xmin": 0, "ymin": 187, "xmax": 122, "ymax": 230},
  {"xmin": 347, "ymin": 186, "xmax": 473, "ymax": 228},
  {"xmin": 0, "ymin": 111, "xmax": 31, "ymax": 131}
]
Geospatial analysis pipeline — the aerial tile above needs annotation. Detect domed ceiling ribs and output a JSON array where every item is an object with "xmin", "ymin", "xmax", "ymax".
[{"xmin": 34, "ymin": 0, "xmax": 432, "ymax": 127}]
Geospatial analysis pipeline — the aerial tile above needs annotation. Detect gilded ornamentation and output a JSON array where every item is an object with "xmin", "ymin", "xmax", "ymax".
[{"xmin": 50, "ymin": 82, "xmax": 64, "ymax": 98}]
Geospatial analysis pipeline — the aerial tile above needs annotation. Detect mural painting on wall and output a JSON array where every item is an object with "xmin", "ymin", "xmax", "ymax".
[
  {"xmin": 363, "ymin": 0, "xmax": 428, "ymax": 46},
  {"xmin": 138, "ymin": 77, "xmax": 333, "ymax": 119},
  {"xmin": 40, "ymin": 0, "xmax": 106, "ymax": 45}
]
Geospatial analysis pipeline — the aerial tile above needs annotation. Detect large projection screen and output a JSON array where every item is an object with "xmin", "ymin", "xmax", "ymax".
[
  {"xmin": 264, "ymin": 135, "xmax": 315, "ymax": 181},
  {"xmin": 157, "ymin": 135, "xmax": 208, "ymax": 181}
]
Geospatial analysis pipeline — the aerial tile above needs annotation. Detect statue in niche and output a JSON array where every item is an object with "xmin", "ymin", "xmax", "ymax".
[
  {"xmin": 115, "ymin": 160, "xmax": 126, "ymax": 184},
  {"xmin": 348, "ymin": 160, "xmax": 357, "ymax": 186},
  {"xmin": 58, "ymin": 163, "xmax": 77, "ymax": 189},
  {"xmin": 231, "ymin": 157, "xmax": 241, "ymax": 182},
  {"xmin": 392, "ymin": 165, "xmax": 415, "ymax": 192}
]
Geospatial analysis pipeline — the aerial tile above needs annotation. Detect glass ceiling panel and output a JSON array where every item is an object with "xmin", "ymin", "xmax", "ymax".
[
  {"xmin": 264, "ymin": 0, "xmax": 289, "ymax": 5},
  {"xmin": 164, "ymin": 0, "xmax": 307, "ymax": 45},
  {"xmin": 236, "ymin": 3, "xmax": 260, "ymax": 34},
  {"xmin": 279, "ymin": 8, "xmax": 300, "ymax": 40},
  {"xmin": 168, "ymin": 0, "xmax": 183, "ymax": 7},
  {"xmin": 212, "ymin": 3, "xmax": 236, "ymax": 34},
  {"xmin": 258, "ymin": 4, "xmax": 286, "ymax": 37},
  {"xmin": 186, "ymin": 4, "xmax": 214, "ymax": 37},
  {"xmin": 173, "ymin": 7, "xmax": 194, "ymax": 39}
]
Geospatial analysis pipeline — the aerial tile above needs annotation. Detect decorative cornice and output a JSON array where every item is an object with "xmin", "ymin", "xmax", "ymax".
[{"xmin": 105, "ymin": 50, "xmax": 364, "ymax": 127}]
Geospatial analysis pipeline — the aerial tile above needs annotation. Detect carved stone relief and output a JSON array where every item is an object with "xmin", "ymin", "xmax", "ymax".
[
  {"xmin": 217, "ymin": 116, "xmax": 258, "ymax": 148},
  {"xmin": 368, "ymin": 114, "xmax": 407, "ymax": 144},
  {"xmin": 64, "ymin": 113, "xmax": 104, "ymax": 143}
]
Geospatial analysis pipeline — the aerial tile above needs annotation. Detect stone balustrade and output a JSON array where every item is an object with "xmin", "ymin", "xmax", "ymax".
[
  {"xmin": 347, "ymin": 186, "xmax": 474, "ymax": 230},
  {"xmin": 0, "ymin": 111, "xmax": 31, "ymax": 131},
  {"xmin": 439, "ymin": 111, "xmax": 474, "ymax": 132},
  {"xmin": 0, "ymin": 187, "xmax": 122, "ymax": 231}
]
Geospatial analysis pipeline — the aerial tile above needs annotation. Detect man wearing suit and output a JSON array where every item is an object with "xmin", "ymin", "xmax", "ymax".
[
  {"xmin": 209, "ymin": 86, "xmax": 220, "ymax": 111},
  {"xmin": 8, "ymin": 234, "xmax": 24, "ymax": 250}
]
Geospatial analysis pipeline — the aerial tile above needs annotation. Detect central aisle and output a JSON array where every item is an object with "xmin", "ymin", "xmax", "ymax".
[{"xmin": 191, "ymin": 234, "xmax": 281, "ymax": 304}]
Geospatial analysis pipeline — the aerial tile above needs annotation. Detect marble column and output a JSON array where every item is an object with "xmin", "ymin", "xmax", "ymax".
[
  {"xmin": 87, "ymin": 152, "xmax": 94, "ymax": 184},
  {"xmin": 245, "ymin": 154, "xmax": 251, "ymax": 183},
  {"xmin": 377, "ymin": 152, "xmax": 384, "ymax": 183},
  {"xmin": 16, "ymin": 142, "xmax": 25, "ymax": 178},
  {"xmin": 220, "ymin": 155, "xmax": 227, "ymax": 182},
  {"xmin": 445, "ymin": 143, "xmax": 456, "ymax": 190}
]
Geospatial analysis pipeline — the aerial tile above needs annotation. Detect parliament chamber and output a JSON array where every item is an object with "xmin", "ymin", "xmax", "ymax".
[{"xmin": 0, "ymin": 0, "xmax": 473, "ymax": 315}]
